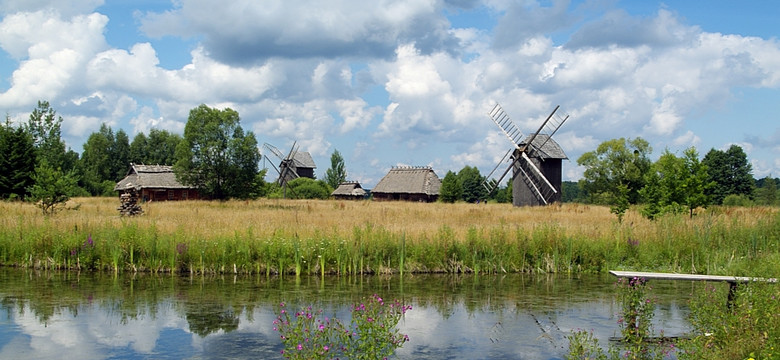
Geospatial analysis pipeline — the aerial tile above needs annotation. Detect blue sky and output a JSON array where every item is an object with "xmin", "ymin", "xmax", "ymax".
[{"xmin": 1, "ymin": 0, "xmax": 779, "ymax": 187}]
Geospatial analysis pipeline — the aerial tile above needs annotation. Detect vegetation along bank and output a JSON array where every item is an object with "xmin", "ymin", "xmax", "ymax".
[{"xmin": 1, "ymin": 198, "xmax": 777, "ymax": 277}]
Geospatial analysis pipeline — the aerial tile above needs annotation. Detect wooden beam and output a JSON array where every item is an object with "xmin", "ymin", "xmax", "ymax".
[{"xmin": 609, "ymin": 270, "xmax": 777, "ymax": 284}]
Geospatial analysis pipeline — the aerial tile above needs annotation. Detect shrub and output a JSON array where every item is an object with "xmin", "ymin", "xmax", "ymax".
[{"xmin": 275, "ymin": 294, "xmax": 411, "ymax": 359}]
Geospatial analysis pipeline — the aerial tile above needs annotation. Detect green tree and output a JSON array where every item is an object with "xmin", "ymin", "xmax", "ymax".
[
  {"xmin": 495, "ymin": 180, "xmax": 512, "ymax": 204},
  {"xmin": 561, "ymin": 181, "xmax": 583, "ymax": 203},
  {"xmin": 457, "ymin": 166, "xmax": 486, "ymax": 203},
  {"xmin": 112, "ymin": 129, "xmax": 130, "ymax": 180},
  {"xmin": 755, "ymin": 176, "xmax": 778, "ymax": 206},
  {"xmin": 702, "ymin": 145, "xmax": 754, "ymax": 205},
  {"xmin": 174, "ymin": 105, "xmax": 261, "ymax": 200},
  {"xmin": 0, "ymin": 118, "xmax": 37, "ymax": 199},
  {"xmin": 28, "ymin": 159, "xmax": 78, "ymax": 215},
  {"xmin": 680, "ymin": 147, "xmax": 711, "ymax": 217},
  {"xmin": 577, "ymin": 137, "xmax": 652, "ymax": 205},
  {"xmin": 130, "ymin": 129, "xmax": 183, "ymax": 165},
  {"xmin": 80, "ymin": 124, "xmax": 117, "ymax": 196},
  {"xmin": 611, "ymin": 182, "xmax": 630, "ymax": 223},
  {"xmin": 640, "ymin": 147, "xmax": 712, "ymax": 219},
  {"xmin": 639, "ymin": 150, "xmax": 686, "ymax": 219},
  {"xmin": 324, "ymin": 149, "xmax": 347, "ymax": 189},
  {"xmin": 439, "ymin": 170, "xmax": 462, "ymax": 203},
  {"xmin": 26, "ymin": 100, "xmax": 67, "ymax": 170},
  {"xmin": 129, "ymin": 132, "xmax": 148, "ymax": 164}
]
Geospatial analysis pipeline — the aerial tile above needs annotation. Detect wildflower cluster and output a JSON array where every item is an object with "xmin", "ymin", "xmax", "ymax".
[{"xmin": 274, "ymin": 294, "xmax": 411, "ymax": 360}]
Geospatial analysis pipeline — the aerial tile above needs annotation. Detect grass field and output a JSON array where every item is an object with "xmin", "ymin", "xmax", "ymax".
[{"xmin": 1, "ymin": 197, "xmax": 778, "ymax": 276}]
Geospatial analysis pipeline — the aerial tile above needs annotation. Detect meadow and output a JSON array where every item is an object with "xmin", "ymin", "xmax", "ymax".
[{"xmin": 0, "ymin": 197, "xmax": 778, "ymax": 277}]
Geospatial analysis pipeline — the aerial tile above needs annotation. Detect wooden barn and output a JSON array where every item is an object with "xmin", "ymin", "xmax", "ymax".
[
  {"xmin": 114, "ymin": 164, "xmax": 200, "ymax": 201},
  {"xmin": 513, "ymin": 134, "xmax": 567, "ymax": 206},
  {"xmin": 371, "ymin": 166, "xmax": 441, "ymax": 202},
  {"xmin": 330, "ymin": 181, "xmax": 367, "ymax": 200}
]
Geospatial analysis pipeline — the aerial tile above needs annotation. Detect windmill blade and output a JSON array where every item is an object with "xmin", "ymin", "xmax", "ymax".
[
  {"xmin": 482, "ymin": 148, "xmax": 514, "ymax": 194},
  {"xmin": 264, "ymin": 155, "xmax": 282, "ymax": 176},
  {"xmin": 488, "ymin": 103, "xmax": 525, "ymax": 149},
  {"xmin": 263, "ymin": 143, "xmax": 285, "ymax": 161},
  {"xmin": 534, "ymin": 106, "xmax": 569, "ymax": 152},
  {"xmin": 521, "ymin": 105, "xmax": 559, "ymax": 153},
  {"xmin": 515, "ymin": 163, "xmax": 548, "ymax": 205},
  {"xmin": 520, "ymin": 152, "xmax": 557, "ymax": 194}
]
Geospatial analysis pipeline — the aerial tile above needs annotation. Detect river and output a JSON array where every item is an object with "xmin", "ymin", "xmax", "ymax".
[{"xmin": 0, "ymin": 268, "xmax": 697, "ymax": 359}]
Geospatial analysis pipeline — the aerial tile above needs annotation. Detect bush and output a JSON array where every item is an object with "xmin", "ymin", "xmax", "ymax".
[
  {"xmin": 275, "ymin": 294, "xmax": 411, "ymax": 359},
  {"xmin": 722, "ymin": 194, "xmax": 753, "ymax": 207}
]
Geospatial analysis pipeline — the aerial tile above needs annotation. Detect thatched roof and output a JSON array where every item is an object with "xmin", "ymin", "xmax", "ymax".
[
  {"xmin": 372, "ymin": 167, "xmax": 441, "ymax": 195},
  {"xmin": 521, "ymin": 134, "xmax": 568, "ymax": 160},
  {"xmin": 114, "ymin": 164, "xmax": 193, "ymax": 191},
  {"xmin": 331, "ymin": 182, "xmax": 366, "ymax": 197}
]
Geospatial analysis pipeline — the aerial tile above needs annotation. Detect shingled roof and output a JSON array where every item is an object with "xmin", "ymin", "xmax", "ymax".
[
  {"xmin": 521, "ymin": 134, "xmax": 568, "ymax": 159},
  {"xmin": 372, "ymin": 166, "xmax": 441, "ymax": 195},
  {"xmin": 290, "ymin": 152, "xmax": 316, "ymax": 169},
  {"xmin": 114, "ymin": 164, "xmax": 193, "ymax": 191}
]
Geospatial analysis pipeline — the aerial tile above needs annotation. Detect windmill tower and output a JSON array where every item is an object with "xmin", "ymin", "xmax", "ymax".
[
  {"xmin": 483, "ymin": 104, "xmax": 569, "ymax": 206},
  {"xmin": 262, "ymin": 142, "xmax": 316, "ymax": 195}
]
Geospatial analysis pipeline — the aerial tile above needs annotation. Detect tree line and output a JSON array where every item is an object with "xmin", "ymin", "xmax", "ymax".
[
  {"xmin": 1, "ymin": 101, "xmax": 776, "ymax": 214},
  {"xmin": 0, "ymin": 102, "xmax": 351, "ymax": 213},
  {"xmin": 440, "ymin": 137, "xmax": 777, "ymax": 217}
]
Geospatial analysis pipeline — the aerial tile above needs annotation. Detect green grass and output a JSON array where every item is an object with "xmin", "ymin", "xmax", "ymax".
[{"xmin": 0, "ymin": 198, "xmax": 778, "ymax": 277}]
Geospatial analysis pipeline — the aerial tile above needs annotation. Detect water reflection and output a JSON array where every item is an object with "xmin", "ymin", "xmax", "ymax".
[{"xmin": 0, "ymin": 269, "xmax": 696, "ymax": 359}]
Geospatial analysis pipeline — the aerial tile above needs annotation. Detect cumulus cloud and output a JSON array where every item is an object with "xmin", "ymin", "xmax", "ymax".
[
  {"xmin": 1, "ymin": 1, "xmax": 779, "ymax": 183},
  {"xmin": 138, "ymin": 0, "xmax": 460, "ymax": 64}
]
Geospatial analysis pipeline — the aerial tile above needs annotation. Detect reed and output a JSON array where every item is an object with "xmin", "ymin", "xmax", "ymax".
[{"xmin": 0, "ymin": 198, "xmax": 777, "ymax": 276}]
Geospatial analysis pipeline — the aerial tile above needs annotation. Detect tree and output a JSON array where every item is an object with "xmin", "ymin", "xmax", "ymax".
[
  {"xmin": 680, "ymin": 147, "xmax": 711, "ymax": 217},
  {"xmin": 755, "ymin": 176, "xmax": 778, "ymax": 206},
  {"xmin": 130, "ymin": 129, "xmax": 183, "ymax": 165},
  {"xmin": 324, "ymin": 149, "xmax": 347, "ymax": 189},
  {"xmin": 80, "ymin": 124, "xmax": 117, "ymax": 196},
  {"xmin": 577, "ymin": 137, "xmax": 652, "ymax": 205},
  {"xmin": 112, "ymin": 129, "xmax": 130, "ymax": 180},
  {"xmin": 28, "ymin": 159, "xmax": 78, "ymax": 215},
  {"xmin": 175, "ymin": 105, "xmax": 261, "ymax": 200},
  {"xmin": 129, "ymin": 132, "xmax": 148, "ymax": 164},
  {"xmin": 702, "ymin": 145, "xmax": 754, "ymax": 205},
  {"xmin": 0, "ymin": 118, "xmax": 37, "ymax": 199},
  {"xmin": 457, "ymin": 166, "xmax": 486, "ymax": 203},
  {"xmin": 439, "ymin": 170, "xmax": 462, "ymax": 203},
  {"xmin": 26, "ymin": 100, "xmax": 67, "ymax": 170},
  {"xmin": 639, "ymin": 147, "xmax": 712, "ymax": 219},
  {"xmin": 639, "ymin": 150, "xmax": 685, "ymax": 220}
]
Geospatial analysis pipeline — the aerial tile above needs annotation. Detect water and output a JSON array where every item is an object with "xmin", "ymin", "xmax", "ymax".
[{"xmin": 0, "ymin": 268, "xmax": 698, "ymax": 359}]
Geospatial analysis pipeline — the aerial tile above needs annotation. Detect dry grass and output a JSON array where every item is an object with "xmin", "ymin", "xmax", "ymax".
[
  {"xmin": 7, "ymin": 197, "xmax": 773, "ymax": 239},
  {"xmin": 1, "ymin": 197, "xmax": 777, "ymax": 275}
]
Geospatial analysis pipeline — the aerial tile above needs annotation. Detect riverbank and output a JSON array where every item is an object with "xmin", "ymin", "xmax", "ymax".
[{"xmin": 1, "ymin": 198, "xmax": 777, "ymax": 276}]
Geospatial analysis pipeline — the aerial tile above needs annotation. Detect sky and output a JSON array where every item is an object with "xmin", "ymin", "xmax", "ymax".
[{"xmin": 1, "ymin": 0, "xmax": 779, "ymax": 188}]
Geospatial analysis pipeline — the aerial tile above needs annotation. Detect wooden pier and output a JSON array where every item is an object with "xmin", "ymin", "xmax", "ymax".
[{"xmin": 609, "ymin": 270, "xmax": 777, "ymax": 305}]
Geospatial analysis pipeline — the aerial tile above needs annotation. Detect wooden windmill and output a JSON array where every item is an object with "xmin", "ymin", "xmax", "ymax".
[
  {"xmin": 262, "ymin": 142, "xmax": 316, "ymax": 197},
  {"xmin": 482, "ymin": 103, "xmax": 569, "ymax": 206}
]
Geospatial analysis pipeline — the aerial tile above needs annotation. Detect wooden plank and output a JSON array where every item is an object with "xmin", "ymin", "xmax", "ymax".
[{"xmin": 609, "ymin": 270, "xmax": 777, "ymax": 284}]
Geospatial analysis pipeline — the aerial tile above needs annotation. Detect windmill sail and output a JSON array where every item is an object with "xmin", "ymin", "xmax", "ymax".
[{"xmin": 482, "ymin": 102, "xmax": 569, "ymax": 206}]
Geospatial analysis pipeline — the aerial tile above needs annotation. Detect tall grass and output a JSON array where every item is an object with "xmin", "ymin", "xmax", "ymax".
[{"xmin": 0, "ymin": 198, "xmax": 777, "ymax": 277}]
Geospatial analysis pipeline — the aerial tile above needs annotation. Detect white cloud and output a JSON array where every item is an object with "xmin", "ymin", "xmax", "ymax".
[
  {"xmin": 0, "ymin": 10, "xmax": 108, "ymax": 107},
  {"xmin": 139, "ymin": 0, "xmax": 458, "ymax": 64}
]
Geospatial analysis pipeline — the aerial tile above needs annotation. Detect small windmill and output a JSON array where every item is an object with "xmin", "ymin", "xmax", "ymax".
[
  {"xmin": 262, "ymin": 142, "xmax": 317, "ymax": 197},
  {"xmin": 482, "ymin": 103, "xmax": 569, "ymax": 206}
]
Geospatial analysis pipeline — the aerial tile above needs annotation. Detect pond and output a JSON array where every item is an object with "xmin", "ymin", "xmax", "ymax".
[{"xmin": 0, "ymin": 268, "xmax": 699, "ymax": 359}]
